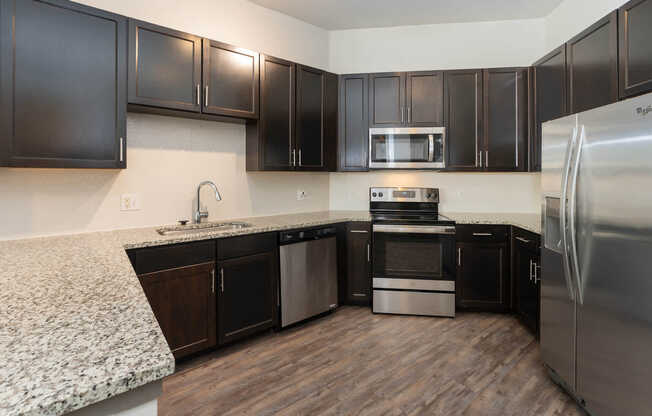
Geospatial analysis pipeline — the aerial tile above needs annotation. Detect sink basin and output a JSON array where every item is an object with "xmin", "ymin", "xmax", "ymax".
[{"xmin": 156, "ymin": 221, "xmax": 252, "ymax": 236}]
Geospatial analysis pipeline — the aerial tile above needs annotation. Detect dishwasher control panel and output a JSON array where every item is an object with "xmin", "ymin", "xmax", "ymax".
[{"xmin": 279, "ymin": 227, "xmax": 337, "ymax": 244}]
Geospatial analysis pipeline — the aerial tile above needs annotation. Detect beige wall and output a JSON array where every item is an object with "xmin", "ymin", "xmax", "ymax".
[
  {"xmin": 329, "ymin": 172, "xmax": 541, "ymax": 213},
  {"xmin": 0, "ymin": 114, "xmax": 330, "ymax": 240}
]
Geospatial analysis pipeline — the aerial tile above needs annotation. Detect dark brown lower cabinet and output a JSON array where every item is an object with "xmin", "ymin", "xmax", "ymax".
[
  {"xmin": 456, "ymin": 225, "xmax": 510, "ymax": 311},
  {"xmin": 217, "ymin": 234, "xmax": 278, "ymax": 344},
  {"xmin": 512, "ymin": 228, "xmax": 541, "ymax": 336},
  {"xmin": 345, "ymin": 222, "xmax": 372, "ymax": 305},
  {"xmin": 138, "ymin": 262, "xmax": 217, "ymax": 359}
]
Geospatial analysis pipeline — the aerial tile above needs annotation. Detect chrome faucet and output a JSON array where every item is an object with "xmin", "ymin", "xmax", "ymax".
[{"xmin": 195, "ymin": 181, "xmax": 222, "ymax": 223}]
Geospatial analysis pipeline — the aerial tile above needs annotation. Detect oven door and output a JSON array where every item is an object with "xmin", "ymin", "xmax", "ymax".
[
  {"xmin": 372, "ymin": 224, "xmax": 456, "ymax": 286},
  {"xmin": 369, "ymin": 127, "xmax": 445, "ymax": 169}
]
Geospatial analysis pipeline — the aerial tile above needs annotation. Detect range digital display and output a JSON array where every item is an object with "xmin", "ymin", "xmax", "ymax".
[{"xmin": 392, "ymin": 191, "xmax": 416, "ymax": 198}]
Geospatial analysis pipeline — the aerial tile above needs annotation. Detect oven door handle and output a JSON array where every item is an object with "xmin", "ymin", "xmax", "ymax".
[
  {"xmin": 373, "ymin": 224, "xmax": 456, "ymax": 235},
  {"xmin": 428, "ymin": 134, "xmax": 434, "ymax": 162}
]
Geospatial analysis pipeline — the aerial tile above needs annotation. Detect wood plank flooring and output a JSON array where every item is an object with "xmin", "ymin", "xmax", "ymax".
[{"xmin": 159, "ymin": 307, "xmax": 584, "ymax": 415}]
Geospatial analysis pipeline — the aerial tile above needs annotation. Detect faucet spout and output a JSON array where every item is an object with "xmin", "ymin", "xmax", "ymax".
[{"xmin": 195, "ymin": 181, "xmax": 222, "ymax": 223}]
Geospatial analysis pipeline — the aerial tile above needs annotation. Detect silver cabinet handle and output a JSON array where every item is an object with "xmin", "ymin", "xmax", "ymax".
[
  {"xmin": 401, "ymin": 107, "xmax": 404, "ymax": 123},
  {"xmin": 220, "ymin": 268, "xmax": 224, "ymax": 292},
  {"xmin": 457, "ymin": 247, "xmax": 462, "ymax": 267},
  {"xmin": 204, "ymin": 85, "xmax": 209, "ymax": 107},
  {"xmin": 298, "ymin": 149, "xmax": 302, "ymax": 167},
  {"xmin": 534, "ymin": 262, "xmax": 540, "ymax": 284},
  {"xmin": 485, "ymin": 150, "xmax": 489, "ymax": 168},
  {"xmin": 515, "ymin": 236, "xmax": 531, "ymax": 243},
  {"xmin": 349, "ymin": 230, "xmax": 368, "ymax": 233},
  {"xmin": 119, "ymin": 137, "xmax": 124, "ymax": 162},
  {"xmin": 367, "ymin": 242, "xmax": 371, "ymax": 263},
  {"xmin": 352, "ymin": 293, "xmax": 367, "ymax": 297},
  {"xmin": 211, "ymin": 269, "xmax": 215, "ymax": 293},
  {"xmin": 529, "ymin": 259, "xmax": 534, "ymax": 282},
  {"xmin": 407, "ymin": 107, "xmax": 411, "ymax": 123},
  {"xmin": 291, "ymin": 149, "xmax": 296, "ymax": 167},
  {"xmin": 196, "ymin": 84, "xmax": 200, "ymax": 105},
  {"xmin": 479, "ymin": 151, "xmax": 483, "ymax": 168},
  {"xmin": 472, "ymin": 232, "xmax": 493, "ymax": 236}
]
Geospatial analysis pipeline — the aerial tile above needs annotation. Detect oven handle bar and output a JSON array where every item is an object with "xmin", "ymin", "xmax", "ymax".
[{"xmin": 372, "ymin": 224, "xmax": 456, "ymax": 235}]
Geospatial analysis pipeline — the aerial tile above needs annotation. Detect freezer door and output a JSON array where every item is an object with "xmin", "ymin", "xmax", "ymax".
[
  {"xmin": 540, "ymin": 115, "xmax": 578, "ymax": 393},
  {"xmin": 574, "ymin": 93, "xmax": 652, "ymax": 416}
]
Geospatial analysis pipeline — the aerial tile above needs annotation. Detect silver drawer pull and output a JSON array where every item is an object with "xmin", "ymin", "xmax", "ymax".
[
  {"xmin": 352, "ymin": 293, "xmax": 367, "ymax": 297},
  {"xmin": 472, "ymin": 232, "xmax": 493, "ymax": 236},
  {"xmin": 515, "ymin": 236, "xmax": 531, "ymax": 243},
  {"xmin": 350, "ymin": 230, "xmax": 368, "ymax": 233}
]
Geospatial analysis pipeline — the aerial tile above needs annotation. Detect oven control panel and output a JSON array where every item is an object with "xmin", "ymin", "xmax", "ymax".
[{"xmin": 370, "ymin": 187, "xmax": 439, "ymax": 203}]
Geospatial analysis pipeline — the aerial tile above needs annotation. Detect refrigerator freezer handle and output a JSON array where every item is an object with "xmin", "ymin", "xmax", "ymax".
[
  {"xmin": 560, "ymin": 122, "xmax": 578, "ymax": 302},
  {"xmin": 569, "ymin": 125, "xmax": 586, "ymax": 305}
]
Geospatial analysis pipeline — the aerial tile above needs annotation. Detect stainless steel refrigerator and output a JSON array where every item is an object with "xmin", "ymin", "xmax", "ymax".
[{"xmin": 541, "ymin": 93, "xmax": 652, "ymax": 416}]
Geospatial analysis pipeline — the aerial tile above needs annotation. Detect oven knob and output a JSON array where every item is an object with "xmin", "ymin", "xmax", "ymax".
[
  {"xmin": 372, "ymin": 192, "xmax": 377, "ymax": 197},
  {"xmin": 379, "ymin": 192, "xmax": 384, "ymax": 198},
  {"xmin": 426, "ymin": 193, "xmax": 432, "ymax": 199}
]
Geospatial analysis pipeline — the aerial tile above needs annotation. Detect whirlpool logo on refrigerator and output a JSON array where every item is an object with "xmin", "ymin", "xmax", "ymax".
[{"xmin": 636, "ymin": 105, "xmax": 652, "ymax": 116}]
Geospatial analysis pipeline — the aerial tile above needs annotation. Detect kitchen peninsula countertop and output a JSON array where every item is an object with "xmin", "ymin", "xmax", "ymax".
[{"xmin": 0, "ymin": 209, "xmax": 538, "ymax": 416}]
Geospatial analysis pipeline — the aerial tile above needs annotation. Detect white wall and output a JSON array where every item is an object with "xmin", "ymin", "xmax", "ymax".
[
  {"xmin": 329, "ymin": 18, "xmax": 546, "ymax": 74},
  {"xmin": 78, "ymin": 0, "xmax": 330, "ymax": 70},
  {"xmin": 544, "ymin": 0, "xmax": 628, "ymax": 53},
  {"xmin": 0, "ymin": 114, "xmax": 329, "ymax": 241},
  {"xmin": 329, "ymin": 172, "xmax": 541, "ymax": 213}
]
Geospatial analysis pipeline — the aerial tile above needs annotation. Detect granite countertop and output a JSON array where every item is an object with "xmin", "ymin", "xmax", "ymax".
[
  {"xmin": 0, "ymin": 209, "xmax": 538, "ymax": 416},
  {"xmin": 443, "ymin": 212, "xmax": 541, "ymax": 234}
]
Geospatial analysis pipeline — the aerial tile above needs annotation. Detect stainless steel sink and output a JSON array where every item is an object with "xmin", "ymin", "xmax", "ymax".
[{"xmin": 156, "ymin": 221, "xmax": 252, "ymax": 236}]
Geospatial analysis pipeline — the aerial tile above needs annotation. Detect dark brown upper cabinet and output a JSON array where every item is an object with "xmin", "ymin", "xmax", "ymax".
[
  {"xmin": 0, "ymin": 0, "xmax": 127, "ymax": 169},
  {"xmin": 296, "ymin": 65, "xmax": 325, "ymax": 170},
  {"xmin": 202, "ymin": 40, "xmax": 259, "ymax": 119},
  {"xmin": 619, "ymin": 0, "xmax": 652, "ymax": 98},
  {"xmin": 567, "ymin": 11, "xmax": 618, "ymax": 114},
  {"xmin": 406, "ymin": 71, "xmax": 444, "ymax": 126},
  {"xmin": 338, "ymin": 74, "xmax": 369, "ymax": 171},
  {"xmin": 369, "ymin": 73, "xmax": 405, "ymax": 126},
  {"xmin": 444, "ymin": 69, "xmax": 483, "ymax": 170},
  {"xmin": 247, "ymin": 54, "xmax": 295, "ymax": 171},
  {"xmin": 128, "ymin": 20, "xmax": 202, "ymax": 112},
  {"xmin": 483, "ymin": 68, "xmax": 528, "ymax": 171},
  {"xmin": 532, "ymin": 45, "xmax": 568, "ymax": 172}
]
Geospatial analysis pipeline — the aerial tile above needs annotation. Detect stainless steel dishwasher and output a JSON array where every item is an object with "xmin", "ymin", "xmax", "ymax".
[{"xmin": 279, "ymin": 227, "xmax": 338, "ymax": 328}]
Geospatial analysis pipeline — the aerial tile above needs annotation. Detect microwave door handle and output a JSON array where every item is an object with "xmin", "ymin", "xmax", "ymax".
[{"xmin": 428, "ymin": 135, "xmax": 434, "ymax": 162}]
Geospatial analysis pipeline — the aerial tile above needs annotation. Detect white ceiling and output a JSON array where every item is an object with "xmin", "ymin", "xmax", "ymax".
[{"xmin": 248, "ymin": 0, "xmax": 564, "ymax": 30}]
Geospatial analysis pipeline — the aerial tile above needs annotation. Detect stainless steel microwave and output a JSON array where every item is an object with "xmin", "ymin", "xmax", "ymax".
[{"xmin": 369, "ymin": 127, "xmax": 446, "ymax": 169}]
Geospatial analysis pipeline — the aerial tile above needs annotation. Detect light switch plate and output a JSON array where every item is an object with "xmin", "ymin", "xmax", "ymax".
[{"xmin": 120, "ymin": 193, "xmax": 141, "ymax": 211}]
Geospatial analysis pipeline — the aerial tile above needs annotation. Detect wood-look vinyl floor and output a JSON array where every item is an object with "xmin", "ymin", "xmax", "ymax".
[{"xmin": 159, "ymin": 307, "xmax": 585, "ymax": 415}]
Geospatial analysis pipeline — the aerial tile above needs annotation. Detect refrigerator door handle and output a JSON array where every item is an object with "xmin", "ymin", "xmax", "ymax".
[
  {"xmin": 560, "ymin": 123, "xmax": 578, "ymax": 302},
  {"xmin": 568, "ymin": 125, "xmax": 586, "ymax": 305}
]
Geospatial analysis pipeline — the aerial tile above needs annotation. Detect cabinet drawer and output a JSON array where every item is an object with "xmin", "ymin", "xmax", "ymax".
[
  {"xmin": 129, "ymin": 240, "xmax": 216, "ymax": 275},
  {"xmin": 456, "ymin": 224, "xmax": 509, "ymax": 242},
  {"xmin": 217, "ymin": 232, "xmax": 277, "ymax": 260},
  {"xmin": 512, "ymin": 227, "xmax": 541, "ymax": 252},
  {"xmin": 347, "ymin": 221, "xmax": 371, "ymax": 233}
]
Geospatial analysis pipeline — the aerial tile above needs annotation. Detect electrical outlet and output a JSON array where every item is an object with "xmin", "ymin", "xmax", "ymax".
[
  {"xmin": 296, "ymin": 190, "xmax": 307, "ymax": 200},
  {"xmin": 120, "ymin": 193, "xmax": 141, "ymax": 211}
]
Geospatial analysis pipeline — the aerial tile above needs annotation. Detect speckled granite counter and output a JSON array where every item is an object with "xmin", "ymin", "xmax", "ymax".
[
  {"xmin": 1, "ymin": 209, "xmax": 541, "ymax": 416},
  {"xmin": 0, "ymin": 211, "xmax": 369, "ymax": 416},
  {"xmin": 443, "ymin": 212, "xmax": 541, "ymax": 234}
]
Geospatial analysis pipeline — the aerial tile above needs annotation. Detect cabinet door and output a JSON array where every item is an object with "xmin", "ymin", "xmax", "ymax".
[
  {"xmin": 444, "ymin": 69, "xmax": 483, "ymax": 170},
  {"xmin": 0, "ymin": 0, "xmax": 126, "ymax": 168},
  {"xmin": 217, "ymin": 251, "xmax": 278, "ymax": 344},
  {"xmin": 406, "ymin": 71, "xmax": 444, "ymax": 126},
  {"xmin": 346, "ymin": 222, "xmax": 371, "ymax": 304},
  {"xmin": 369, "ymin": 72, "xmax": 405, "ymax": 126},
  {"xmin": 260, "ymin": 55, "xmax": 295, "ymax": 170},
  {"xmin": 532, "ymin": 45, "xmax": 567, "ymax": 172},
  {"xmin": 619, "ymin": 0, "xmax": 652, "ymax": 98},
  {"xmin": 514, "ymin": 244, "xmax": 539, "ymax": 334},
  {"xmin": 484, "ymin": 68, "xmax": 528, "ymax": 171},
  {"xmin": 128, "ymin": 20, "xmax": 201, "ymax": 112},
  {"xmin": 457, "ymin": 242, "xmax": 510, "ymax": 311},
  {"xmin": 138, "ymin": 262, "xmax": 216, "ymax": 359},
  {"xmin": 567, "ymin": 11, "xmax": 618, "ymax": 113},
  {"xmin": 338, "ymin": 74, "xmax": 369, "ymax": 171},
  {"xmin": 296, "ymin": 65, "xmax": 325, "ymax": 170},
  {"xmin": 202, "ymin": 39, "xmax": 258, "ymax": 119}
]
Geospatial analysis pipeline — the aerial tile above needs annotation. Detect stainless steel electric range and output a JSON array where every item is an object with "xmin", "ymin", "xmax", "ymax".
[{"xmin": 370, "ymin": 187, "xmax": 456, "ymax": 317}]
